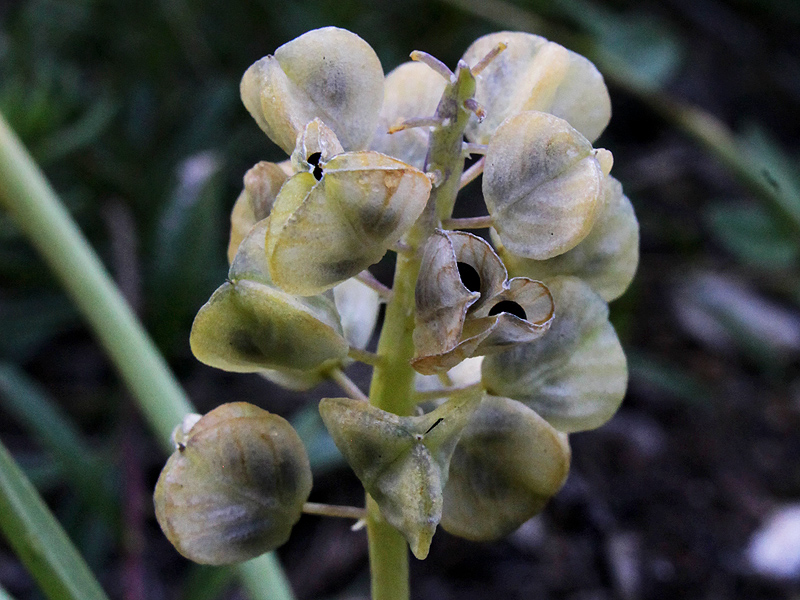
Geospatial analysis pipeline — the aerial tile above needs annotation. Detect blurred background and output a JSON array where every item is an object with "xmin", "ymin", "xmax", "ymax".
[{"xmin": 1, "ymin": 0, "xmax": 800, "ymax": 598}]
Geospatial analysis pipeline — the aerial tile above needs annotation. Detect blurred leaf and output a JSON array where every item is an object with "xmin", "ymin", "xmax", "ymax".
[
  {"xmin": 0, "ymin": 295, "xmax": 78, "ymax": 361},
  {"xmin": 0, "ymin": 363, "xmax": 118, "ymax": 525},
  {"xmin": 35, "ymin": 96, "xmax": 117, "ymax": 164},
  {"xmin": 739, "ymin": 124, "xmax": 800, "ymax": 226},
  {"xmin": 561, "ymin": 0, "xmax": 684, "ymax": 90},
  {"xmin": 0, "ymin": 438, "xmax": 111, "ymax": 600},
  {"xmin": 705, "ymin": 202, "xmax": 799, "ymax": 270},
  {"xmin": 148, "ymin": 151, "xmax": 227, "ymax": 353},
  {"xmin": 628, "ymin": 352, "xmax": 712, "ymax": 405},
  {"xmin": 181, "ymin": 565, "xmax": 235, "ymax": 600}
]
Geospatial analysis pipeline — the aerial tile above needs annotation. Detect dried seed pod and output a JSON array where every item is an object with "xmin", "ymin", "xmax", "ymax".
[
  {"xmin": 483, "ymin": 111, "xmax": 603, "ymax": 260},
  {"xmin": 462, "ymin": 31, "xmax": 611, "ymax": 144},
  {"xmin": 154, "ymin": 402, "xmax": 312, "ymax": 565},
  {"xmin": 497, "ymin": 175, "xmax": 640, "ymax": 301},
  {"xmin": 318, "ymin": 395, "xmax": 480, "ymax": 559},
  {"xmin": 442, "ymin": 395, "xmax": 570, "ymax": 541},
  {"xmin": 371, "ymin": 61, "xmax": 448, "ymax": 169},
  {"xmin": 265, "ymin": 152, "xmax": 431, "ymax": 296},
  {"xmin": 240, "ymin": 27, "xmax": 384, "ymax": 154},
  {"xmin": 227, "ymin": 161, "xmax": 289, "ymax": 263},
  {"xmin": 191, "ymin": 220, "xmax": 348, "ymax": 373},
  {"xmin": 482, "ymin": 276, "xmax": 627, "ymax": 433},
  {"xmin": 412, "ymin": 230, "xmax": 553, "ymax": 374}
]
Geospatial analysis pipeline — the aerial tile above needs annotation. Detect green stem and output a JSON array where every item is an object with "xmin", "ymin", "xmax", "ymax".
[
  {"xmin": 364, "ymin": 60, "xmax": 477, "ymax": 600},
  {"xmin": 0, "ymin": 112, "xmax": 294, "ymax": 600}
]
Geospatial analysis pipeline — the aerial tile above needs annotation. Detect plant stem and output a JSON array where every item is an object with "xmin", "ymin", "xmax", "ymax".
[
  {"xmin": 0, "ymin": 112, "xmax": 295, "ymax": 600},
  {"xmin": 302, "ymin": 502, "xmax": 367, "ymax": 520},
  {"xmin": 329, "ymin": 368, "xmax": 369, "ymax": 402},
  {"xmin": 364, "ymin": 60, "xmax": 477, "ymax": 600}
]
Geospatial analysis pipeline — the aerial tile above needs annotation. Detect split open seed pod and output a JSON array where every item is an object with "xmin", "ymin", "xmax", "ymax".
[
  {"xmin": 265, "ymin": 151, "xmax": 431, "ymax": 296},
  {"xmin": 483, "ymin": 111, "xmax": 604, "ymax": 260},
  {"xmin": 371, "ymin": 61, "xmax": 448, "ymax": 169},
  {"xmin": 462, "ymin": 31, "xmax": 611, "ymax": 145},
  {"xmin": 240, "ymin": 27, "xmax": 384, "ymax": 154},
  {"xmin": 482, "ymin": 276, "xmax": 627, "ymax": 433},
  {"xmin": 191, "ymin": 220, "xmax": 348, "ymax": 373},
  {"xmin": 227, "ymin": 161, "xmax": 288, "ymax": 263},
  {"xmin": 154, "ymin": 402, "xmax": 312, "ymax": 565},
  {"xmin": 441, "ymin": 395, "xmax": 570, "ymax": 541},
  {"xmin": 319, "ymin": 394, "xmax": 480, "ymax": 559},
  {"xmin": 412, "ymin": 230, "xmax": 553, "ymax": 374},
  {"xmin": 497, "ymin": 174, "xmax": 640, "ymax": 302}
]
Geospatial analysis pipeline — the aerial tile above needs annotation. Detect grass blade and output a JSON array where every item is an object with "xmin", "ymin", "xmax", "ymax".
[{"xmin": 0, "ymin": 437, "xmax": 111, "ymax": 600}]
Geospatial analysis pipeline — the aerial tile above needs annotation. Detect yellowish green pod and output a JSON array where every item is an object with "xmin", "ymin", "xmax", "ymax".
[
  {"xmin": 462, "ymin": 31, "xmax": 611, "ymax": 144},
  {"xmin": 441, "ymin": 395, "xmax": 570, "ymax": 540},
  {"xmin": 191, "ymin": 220, "xmax": 348, "ymax": 373},
  {"xmin": 240, "ymin": 27, "xmax": 384, "ymax": 154},
  {"xmin": 318, "ymin": 395, "xmax": 480, "ymax": 559},
  {"xmin": 482, "ymin": 276, "xmax": 628, "ymax": 433},
  {"xmin": 154, "ymin": 402, "xmax": 312, "ymax": 565},
  {"xmin": 483, "ymin": 111, "xmax": 604, "ymax": 260},
  {"xmin": 265, "ymin": 151, "xmax": 431, "ymax": 296}
]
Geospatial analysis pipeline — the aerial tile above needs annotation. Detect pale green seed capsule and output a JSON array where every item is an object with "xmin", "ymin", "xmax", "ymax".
[
  {"xmin": 227, "ymin": 161, "xmax": 288, "ymax": 264},
  {"xmin": 265, "ymin": 151, "xmax": 431, "ymax": 296},
  {"xmin": 483, "ymin": 111, "xmax": 603, "ymax": 260},
  {"xmin": 318, "ymin": 394, "xmax": 480, "ymax": 559},
  {"xmin": 462, "ymin": 31, "xmax": 611, "ymax": 144},
  {"xmin": 441, "ymin": 395, "xmax": 570, "ymax": 541},
  {"xmin": 371, "ymin": 61, "xmax": 448, "ymax": 169},
  {"xmin": 482, "ymin": 276, "xmax": 628, "ymax": 433},
  {"xmin": 497, "ymin": 175, "xmax": 640, "ymax": 302},
  {"xmin": 191, "ymin": 220, "xmax": 348, "ymax": 373},
  {"xmin": 240, "ymin": 27, "xmax": 384, "ymax": 154},
  {"xmin": 154, "ymin": 402, "xmax": 312, "ymax": 565}
]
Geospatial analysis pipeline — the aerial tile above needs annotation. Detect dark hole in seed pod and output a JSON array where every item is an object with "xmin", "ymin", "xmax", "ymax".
[
  {"xmin": 307, "ymin": 152, "xmax": 324, "ymax": 181},
  {"xmin": 488, "ymin": 300, "xmax": 526, "ymax": 320},
  {"xmin": 457, "ymin": 262, "xmax": 481, "ymax": 293}
]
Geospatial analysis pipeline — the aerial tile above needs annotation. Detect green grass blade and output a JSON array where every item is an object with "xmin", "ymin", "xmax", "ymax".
[
  {"xmin": 0, "ymin": 437, "xmax": 111, "ymax": 600},
  {"xmin": 0, "ymin": 111, "xmax": 296, "ymax": 600},
  {"xmin": 0, "ymin": 362, "xmax": 118, "ymax": 524}
]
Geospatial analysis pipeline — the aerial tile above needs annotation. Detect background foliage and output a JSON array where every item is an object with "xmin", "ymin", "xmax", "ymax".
[{"xmin": 1, "ymin": 0, "xmax": 799, "ymax": 598}]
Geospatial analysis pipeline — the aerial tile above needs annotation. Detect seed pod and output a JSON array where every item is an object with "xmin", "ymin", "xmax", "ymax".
[
  {"xmin": 462, "ymin": 31, "xmax": 611, "ymax": 144},
  {"xmin": 227, "ymin": 161, "xmax": 288, "ymax": 263},
  {"xmin": 483, "ymin": 111, "xmax": 603, "ymax": 260},
  {"xmin": 371, "ymin": 61, "xmax": 448, "ymax": 169},
  {"xmin": 482, "ymin": 276, "xmax": 627, "ymax": 433},
  {"xmin": 240, "ymin": 27, "xmax": 384, "ymax": 154},
  {"xmin": 412, "ymin": 230, "xmax": 553, "ymax": 374},
  {"xmin": 442, "ymin": 395, "xmax": 570, "ymax": 541},
  {"xmin": 154, "ymin": 402, "xmax": 312, "ymax": 565},
  {"xmin": 318, "ymin": 394, "xmax": 480, "ymax": 559},
  {"xmin": 191, "ymin": 220, "xmax": 348, "ymax": 373},
  {"xmin": 258, "ymin": 277, "xmax": 381, "ymax": 391},
  {"xmin": 265, "ymin": 151, "xmax": 431, "ymax": 296},
  {"xmin": 497, "ymin": 175, "xmax": 640, "ymax": 302}
]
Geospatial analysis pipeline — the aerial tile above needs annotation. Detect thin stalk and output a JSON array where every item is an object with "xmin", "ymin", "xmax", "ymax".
[
  {"xmin": 0, "ymin": 112, "xmax": 294, "ymax": 600},
  {"xmin": 329, "ymin": 368, "xmax": 369, "ymax": 402},
  {"xmin": 348, "ymin": 347, "xmax": 382, "ymax": 367},
  {"xmin": 413, "ymin": 382, "xmax": 483, "ymax": 403},
  {"xmin": 442, "ymin": 215, "xmax": 493, "ymax": 230},
  {"xmin": 302, "ymin": 502, "xmax": 367, "ymax": 520},
  {"xmin": 459, "ymin": 156, "xmax": 485, "ymax": 189}
]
